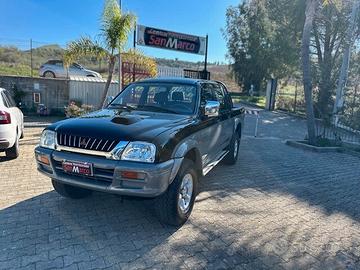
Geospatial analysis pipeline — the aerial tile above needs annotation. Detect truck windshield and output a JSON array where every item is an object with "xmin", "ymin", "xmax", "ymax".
[{"xmin": 109, "ymin": 83, "xmax": 198, "ymax": 115}]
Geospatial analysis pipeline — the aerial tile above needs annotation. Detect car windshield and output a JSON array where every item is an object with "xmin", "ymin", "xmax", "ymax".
[
  {"xmin": 71, "ymin": 63, "xmax": 82, "ymax": 69},
  {"xmin": 109, "ymin": 83, "xmax": 198, "ymax": 115}
]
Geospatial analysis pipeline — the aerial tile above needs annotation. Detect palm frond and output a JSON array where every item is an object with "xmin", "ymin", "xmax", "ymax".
[
  {"xmin": 64, "ymin": 37, "xmax": 108, "ymax": 66},
  {"xmin": 102, "ymin": 0, "xmax": 120, "ymax": 24},
  {"xmin": 101, "ymin": 0, "xmax": 136, "ymax": 53}
]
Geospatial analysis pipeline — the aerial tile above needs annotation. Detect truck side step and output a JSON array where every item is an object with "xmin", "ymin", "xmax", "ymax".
[{"xmin": 202, "ymin": 150, "xmax": 229, "ymax": 176}]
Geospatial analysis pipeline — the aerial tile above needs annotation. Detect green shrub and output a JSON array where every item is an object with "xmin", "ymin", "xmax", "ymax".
[{"xmin": 65, "ymin": 102, "xmax": 94, "ymax": 118}]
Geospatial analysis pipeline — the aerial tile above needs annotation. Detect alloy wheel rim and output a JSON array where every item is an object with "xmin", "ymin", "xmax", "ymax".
[{"xmin": 178, "ymin": 173, "xmax": 194, "ymax": 214}]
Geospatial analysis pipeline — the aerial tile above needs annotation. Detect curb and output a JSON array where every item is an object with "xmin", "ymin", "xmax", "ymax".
[
  {"xmin": 237, "ymin": 101, "xmax": 265, "ymax": 110},
  {"xmin": 24, "ymin": 123, "xmax": 51, "ymax": 128},
  {"xmin": 285, "ymin": 140, "xmax": 341, "ymax": 153},
  {"xmin": 286, "ymin": 140, "xmax": 360, "ymax": 158}
]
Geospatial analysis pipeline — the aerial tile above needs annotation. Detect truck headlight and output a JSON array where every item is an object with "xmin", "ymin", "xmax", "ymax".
[
  {"xmin": 121, "ymin": 142, "xmax": 156, "ymax": 163},
  {"xmin": 39, "ymin": 130, "xmax": 56, "ymax": 149}
]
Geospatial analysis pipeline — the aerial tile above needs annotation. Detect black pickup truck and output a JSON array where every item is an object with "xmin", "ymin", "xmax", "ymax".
[{"xmin": 35, "ymin": 78, "xmax": 244, "ymax": 225}]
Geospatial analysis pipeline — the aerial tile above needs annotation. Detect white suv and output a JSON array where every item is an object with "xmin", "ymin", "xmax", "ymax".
[{"xmin": 0, "ymin": 88, "xmax": 24, "ymax": 159}]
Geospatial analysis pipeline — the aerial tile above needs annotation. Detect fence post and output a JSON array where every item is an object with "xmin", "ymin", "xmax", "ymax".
[
  {"xmin": 294, "ymin": 82, "xmax": 298, "ymax": 113},
  {"xmin": 255, "ymin": 113, "xmax": 259, "ymax": 137},
  {"xmin": 351, "ymin": 85, "xmax": 358, "ymax": 121},
  {"xmin": 30, "ymin": 39, "xmax": 33, "ymax": 77}
]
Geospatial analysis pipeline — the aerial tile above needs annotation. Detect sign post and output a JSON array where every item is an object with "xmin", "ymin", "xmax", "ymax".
[{"xmin": 204, "ymin": 34, "xmax": 208, "ymax": 73}]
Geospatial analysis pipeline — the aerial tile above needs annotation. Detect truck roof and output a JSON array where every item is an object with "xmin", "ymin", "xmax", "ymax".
[{"xmin": 135, "ymin": 77, "xmax": 216, "ymax": 85}]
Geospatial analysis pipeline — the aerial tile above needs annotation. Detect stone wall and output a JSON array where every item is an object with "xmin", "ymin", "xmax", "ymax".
[{"xmin": 0, "ymin": 75, "xmax": 69, "ymax": 114}]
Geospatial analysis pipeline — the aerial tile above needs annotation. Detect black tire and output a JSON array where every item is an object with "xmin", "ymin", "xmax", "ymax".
[
  {"xmin": 5, "ymin": 136, "xmax": 19, "ymax": 159},
  {"xmin": 155, "ymin": 159, "xmax": 198, "ymax": 226},
  {"xmin": 52, "ymin": 179, "xmax": 92, "ymax": 199},
  {"xmin": 43, "ymin": 71, "xmax": 55, "ymax": 78},
  {"xmin": 223, "ymin": 132, "xmax": 240, "ymax": 165},
  {"xmin": 20, "ymin": 128, "xmax": 24, "ymax": 139}
]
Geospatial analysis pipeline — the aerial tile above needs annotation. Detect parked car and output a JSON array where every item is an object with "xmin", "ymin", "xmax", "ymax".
[
  {"xmin": 0, "ymin": 88, "xmax": 24, "ymax": 159},
  {"xmin": 34, "ymin": 78, "xmax": 245, "ymax": 225},
  {"xmin": 39, "ymin": 60, "xmax": 102, "ymax": 78}
]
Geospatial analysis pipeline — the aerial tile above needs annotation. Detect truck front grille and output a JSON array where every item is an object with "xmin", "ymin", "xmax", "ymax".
[{"xmin": 57, "ymin": 133, "xmax": 119, "ymax": 152}]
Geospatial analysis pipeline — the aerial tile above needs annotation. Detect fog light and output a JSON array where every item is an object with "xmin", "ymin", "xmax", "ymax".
[
  {"xmin": 120, "ymin": 171, "xmax": 145, "ymax": 180},
  {"xmin": 37, "ymin": 154, "xmax": 50, "ymax": 165}
]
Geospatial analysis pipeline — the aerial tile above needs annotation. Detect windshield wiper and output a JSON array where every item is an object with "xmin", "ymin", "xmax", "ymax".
[
  {"xmin": 137, "ymin": 105, "xmax": 178, "ymax": 114},
  {"xmin": 108, "ymin": 104, "xmax": 136, "ymax": 111}
]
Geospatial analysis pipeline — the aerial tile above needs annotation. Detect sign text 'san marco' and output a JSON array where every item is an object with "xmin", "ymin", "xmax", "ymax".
[{"xmin": 137, "ymin": 25, "xmax": 206, "ymax": 55}]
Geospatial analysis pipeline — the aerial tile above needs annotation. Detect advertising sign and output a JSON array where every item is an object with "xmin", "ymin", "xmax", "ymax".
[{"xmin": 137, "ymin": 25, "xmax": 206, "ymax": 55}]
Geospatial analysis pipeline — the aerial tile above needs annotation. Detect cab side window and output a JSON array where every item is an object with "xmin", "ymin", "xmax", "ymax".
[
  {"xmin": 200, "ymin": 83, "xmax": 214, "ymax": 104},
  {"xmin": 213, "ymin": 84, "xmax": 224, "ymax": 104},
  {"xmin": 220, "ymin": 84, "xmax": 233, "ymax": 109},
  {"xmin": 212, "ymin": 84, "xmax": 228, "ymax": 111}
]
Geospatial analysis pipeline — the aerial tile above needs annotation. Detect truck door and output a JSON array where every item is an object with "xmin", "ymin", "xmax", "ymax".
[
  {"xmin": 197, "ymin": 83, "xmax": 222, "ymax": 167},
  {"xmin": 212, "ymin": 83, "xmax": 233, "ymax": 151}
]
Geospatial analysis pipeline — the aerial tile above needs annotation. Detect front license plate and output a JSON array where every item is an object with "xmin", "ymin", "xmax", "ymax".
[{"xmin": 62, "ymin": 161, "xmax": 93, "ymax": 176}]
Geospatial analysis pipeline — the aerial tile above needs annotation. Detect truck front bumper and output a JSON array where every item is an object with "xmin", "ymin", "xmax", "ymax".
[{"xmin": 35, "ymin": 146, "xmax": 183, "ymax": 198}]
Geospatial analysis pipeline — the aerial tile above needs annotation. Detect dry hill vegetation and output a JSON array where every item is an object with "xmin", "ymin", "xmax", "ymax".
[{"xmin": 0, "ymin": 45, "xmax": 240, "ymax": 92}]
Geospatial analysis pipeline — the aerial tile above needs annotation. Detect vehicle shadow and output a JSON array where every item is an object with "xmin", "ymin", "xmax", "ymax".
[
  {"xmin": 1, "ymin": 138, "xmax": 360, "ymax": 268},
  {"xmin": 1, "ymin": 185, "xmax": 358, "ymax": 269},
  {"xmin": 0, "ymin": 156, "xmax": 11, "ymax": 162}
]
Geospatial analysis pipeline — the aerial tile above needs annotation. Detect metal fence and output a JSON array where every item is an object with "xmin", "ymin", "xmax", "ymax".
[
  {"xmin": 157, "ymin": 66, "xmax": 184, "ymax": 77},
  {"xmin": 275, "ymin": 78, "xmax": 360, "ymax": 146},
  {"xmin": 275, "ymin": 79, "xmax": 309, "ymax": 114},
  {"xmin": 315, "ymin": 119, "xmax": 360, "ymax": 146},
  {"xmin": 69, "ymin": 76, "xmax": 119, "ymax": 107}
]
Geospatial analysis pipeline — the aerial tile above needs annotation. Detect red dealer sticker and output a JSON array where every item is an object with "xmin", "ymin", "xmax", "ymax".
[{"xmin": 62, "ymin": 161, "xmax": 93, "ymax": 176}]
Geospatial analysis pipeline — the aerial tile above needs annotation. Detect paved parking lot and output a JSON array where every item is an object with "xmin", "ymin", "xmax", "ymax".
[{"xmin": 1, "ymin": 111, "xmax": 360, "ymax": 269}]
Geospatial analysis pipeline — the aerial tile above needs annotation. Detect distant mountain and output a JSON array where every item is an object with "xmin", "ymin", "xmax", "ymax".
[{"xmin": 0, "ymin": 44, "xmax": 240, "ymax": 91}]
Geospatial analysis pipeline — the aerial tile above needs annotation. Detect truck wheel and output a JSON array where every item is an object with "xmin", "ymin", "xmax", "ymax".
[
  {"xmin": 223, "ymin": 132, "xmax": 240, "ymax": 165},
  {"xmin": 5, "ymin": 136, "xmax": 19, "ymax": 159},
  {"xmin": 155, "ymin": 159, "xmax": 198, "ymax": 226},
  {"xmin": 52, "ymin": 179, "xmax": 92, "ymax": 199}
]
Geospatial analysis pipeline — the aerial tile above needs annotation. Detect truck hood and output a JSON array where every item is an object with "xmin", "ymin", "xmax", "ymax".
[{"xmin": 50, "ymin": 109, "xmax": 193, "ymax": 143}]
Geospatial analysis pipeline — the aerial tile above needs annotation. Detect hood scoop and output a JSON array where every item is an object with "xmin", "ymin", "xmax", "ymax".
[{"xmin": 111, "ymin": 115, "xmax": 142, "ymax": 125}]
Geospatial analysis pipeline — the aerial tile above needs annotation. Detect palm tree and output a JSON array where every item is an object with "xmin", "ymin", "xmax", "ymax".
[
  {"xmin": 301, "ymin": 0, "xmax": 318, "ymax": 145},
  {"xmin": 64, "ymin": 0, "xmax": 136, "ymax": 108}
]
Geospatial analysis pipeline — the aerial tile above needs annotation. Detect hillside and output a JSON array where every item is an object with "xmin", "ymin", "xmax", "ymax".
[{"xmin": 0, "ymin": 44, "xmax": 240, "ymax": 91}]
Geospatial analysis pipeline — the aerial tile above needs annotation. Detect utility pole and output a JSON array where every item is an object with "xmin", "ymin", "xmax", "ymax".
[
  {"xmin": 333, "ymin": 0, "xmax": 360, "ymax": 124},
  {"xmin": 118, "ymin": 0, "xmax": 122, "ymax": 91},
  {"xmin": 132, "ymin": 28, "xmax": 136, "ymax": 82},
  {"xmin": 30, "ymin": 39, "xmax": 33, "ymax": 77},
  {"xmin": 204, "ymin": 34, "xmax": 208, "ymax": 79}
]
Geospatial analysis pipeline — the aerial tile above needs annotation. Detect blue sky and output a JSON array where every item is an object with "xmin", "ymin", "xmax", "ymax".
[{"xmin": 0, "ymin": 0, "xmax": 240, "ymax": 62}]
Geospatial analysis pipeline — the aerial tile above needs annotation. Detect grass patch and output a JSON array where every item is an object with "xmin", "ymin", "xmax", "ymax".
[
  {"xmin": 0, "ymin": 63, "xmax": 38, "ymax": 77},
  {"xmin": 231, "ymin": 95, "xmax": 266, "ymax": 108}
]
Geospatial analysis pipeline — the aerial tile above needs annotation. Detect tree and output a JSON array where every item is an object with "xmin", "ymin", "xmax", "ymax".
[
  {"xmin": 64, "ymin": 0, "xmax": 136, "ymax": 108},
  {"xmin": 302, "ymin": 0, "xmax": 318, "ymax": 145},
  {"xmin": 333, "ymin": 0, "xmax": 360, "ymax": 121},
  {"xmin": 312, "ymin": 1, "xmax": 355, "ymax": 119},
  {"xmin": 223, "ymin": 0, "xmax": 304, "ymax": 93}
]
